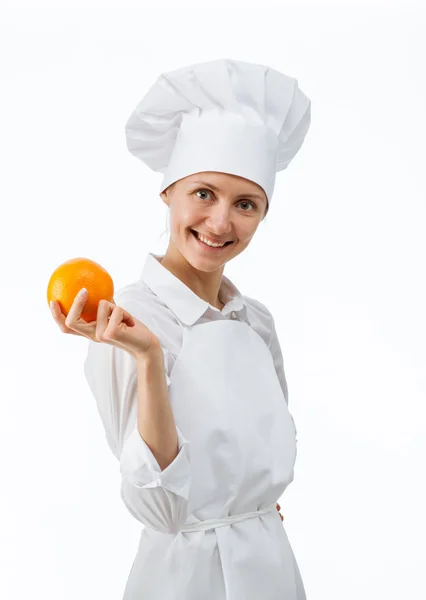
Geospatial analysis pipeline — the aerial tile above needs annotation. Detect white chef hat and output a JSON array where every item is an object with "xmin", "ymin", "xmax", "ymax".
[{"xmin": 125, "ymin": 58, "xmax": 311, "ymax": 211}]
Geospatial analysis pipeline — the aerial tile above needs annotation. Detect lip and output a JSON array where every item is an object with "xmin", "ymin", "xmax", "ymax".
[
  {"xmin": 192, "ymin": 230, "xmax": 233, "ymax": 244},
  {"xmin": 190, "ymin": 229, "xmax": 234, "ymax": 252}
]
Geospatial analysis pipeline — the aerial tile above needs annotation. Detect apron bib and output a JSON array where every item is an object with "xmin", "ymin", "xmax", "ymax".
[{"xmin": 165, "ymin": 316, "xmax": 301, "ymax": 599}]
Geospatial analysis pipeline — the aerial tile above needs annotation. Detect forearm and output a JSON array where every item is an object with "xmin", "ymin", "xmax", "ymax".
[{"xmin": 136, "ymin": 351, "xmax": 179, "ymax": 472}]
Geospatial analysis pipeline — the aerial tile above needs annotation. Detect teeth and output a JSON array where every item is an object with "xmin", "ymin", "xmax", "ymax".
[{"xmin": 196, "ymin": 232, "xmax": 227, "ymax": 247}]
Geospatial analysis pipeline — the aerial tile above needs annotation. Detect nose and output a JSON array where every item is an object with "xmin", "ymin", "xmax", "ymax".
[{"xmin": 205, "ymin": 204, "xmax": 233, "ymax": 236}]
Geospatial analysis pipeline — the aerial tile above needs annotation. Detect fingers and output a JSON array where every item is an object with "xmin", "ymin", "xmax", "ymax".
[
  {"xmin": 64, "ymin": 288, "xmax": 90, "ymax": 330},
  {"xmin": 64, "ymin": 291, "xmax": 113, "ymax": 342},
  {"xmin": 50, "ymin": 299, "xmax": 81, "ymax": 336},
  {"xmin": 96, "ymin": 302, "xmax": 135, "ymax": 343},
  {"xmin": 51, "ymin": 290, "xmax": 122, "ymax": 343},
  {"xmin": 95, "ymin": 298, "xmax": 114, "ymax": 341}
]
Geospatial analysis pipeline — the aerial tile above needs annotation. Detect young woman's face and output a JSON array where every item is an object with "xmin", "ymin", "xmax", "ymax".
[{"xmin": 160, "ymin": 171, "xmax": 268, "ymax": 269}]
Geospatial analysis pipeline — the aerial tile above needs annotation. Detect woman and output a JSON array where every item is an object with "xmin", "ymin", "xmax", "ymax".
[{"xmin": 51, "ymin": 58, "xmax": 311, "ymax": 599}]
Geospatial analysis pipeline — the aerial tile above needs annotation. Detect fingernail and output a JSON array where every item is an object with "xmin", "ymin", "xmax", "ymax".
[
  {"xmin": 50, "ymin": 300, "xmax": 55, "ymax": 310},
  {"xmin": 79, "ymin": 288, "xmax": 88, "ymax": 297}
]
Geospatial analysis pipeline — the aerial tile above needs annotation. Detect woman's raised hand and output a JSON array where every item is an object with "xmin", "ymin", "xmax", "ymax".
[{"xmin": 50, "ymin": 288, "xmax": 163, "ymax": 360}]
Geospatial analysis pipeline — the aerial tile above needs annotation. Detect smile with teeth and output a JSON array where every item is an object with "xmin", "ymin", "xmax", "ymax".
[{"xmin": 191, "ymin": 230, "xmax": 233, "ymax": 248}]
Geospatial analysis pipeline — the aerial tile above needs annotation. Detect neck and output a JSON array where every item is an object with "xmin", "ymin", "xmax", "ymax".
[{"xmin": 159, "ymin": 244, "xmax": 225, "ymax": 309}]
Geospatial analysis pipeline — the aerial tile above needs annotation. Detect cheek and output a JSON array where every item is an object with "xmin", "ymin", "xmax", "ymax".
[
  {"xmin": 239, "ymin": 224, "xmax": 256, "ymax": 239},
  {"xmin": 169, "ymin": 206, "xmax": 192, "ymax": 229},
  {"xmin": 178, "ymin": 208, "xmax": 203, "ymax": 230}
]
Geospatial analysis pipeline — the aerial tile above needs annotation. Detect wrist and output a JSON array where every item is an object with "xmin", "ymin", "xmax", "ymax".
[{"xmin": 135, "ymin": 347, "xmax": 164, "ymax": 366}]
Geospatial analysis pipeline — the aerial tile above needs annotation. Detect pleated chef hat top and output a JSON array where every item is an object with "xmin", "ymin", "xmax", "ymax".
[{"xmin": 125, "ymin": 58, "xmax": 311, "ymax": 210}]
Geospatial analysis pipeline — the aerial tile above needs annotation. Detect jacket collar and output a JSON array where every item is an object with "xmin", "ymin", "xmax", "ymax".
[{"xmin": 140, "ymin": 252, "xmax": 250, "ymax": 327}]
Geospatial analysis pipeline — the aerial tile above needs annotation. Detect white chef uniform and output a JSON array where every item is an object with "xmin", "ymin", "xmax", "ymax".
[
  {"xmin": 84, "ymin": 252, "xmax": 306, "ymax": 600},
  {"xmin": 85, "ymin": 57, "xmax": 311, "ymax": 599}
]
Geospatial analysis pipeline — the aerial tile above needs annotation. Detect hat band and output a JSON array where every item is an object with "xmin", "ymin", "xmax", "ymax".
[{"xmin": 159, "ymin": 110, "xmax": 278, "ymax": 203}]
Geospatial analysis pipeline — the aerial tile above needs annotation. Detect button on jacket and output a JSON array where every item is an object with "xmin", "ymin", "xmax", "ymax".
[{"xmin": 83, "ymin": 252, "xmax": 305, "ymax": 599}]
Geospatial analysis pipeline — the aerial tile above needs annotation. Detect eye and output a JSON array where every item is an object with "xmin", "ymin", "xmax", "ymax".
[
  {"xmin": 238, "ymin": 200, "xmax": 257, "ymax": 211},
  {"xmin": 194, "ymin": 188, "xmax": 257, "ymax": 211},
  {"xmin": 195, "ymin": 189, "xmax": 212, "ymax": 201}
]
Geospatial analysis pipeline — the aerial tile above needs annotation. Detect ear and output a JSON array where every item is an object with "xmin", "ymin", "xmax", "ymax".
[{"xmin": 160, "ymin": 191, "xmax": 169, "ymax": 207}]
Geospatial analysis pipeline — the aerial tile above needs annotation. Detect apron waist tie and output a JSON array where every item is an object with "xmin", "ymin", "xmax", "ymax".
[{"xmin": 179, "ymin": 502, "xmax": 277, "ymax": 533}]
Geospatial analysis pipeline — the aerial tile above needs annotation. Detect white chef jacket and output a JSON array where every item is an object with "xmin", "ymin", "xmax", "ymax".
[{"xmin": 83, "ymin": 252, "xmax": 302, "ymax": 599}]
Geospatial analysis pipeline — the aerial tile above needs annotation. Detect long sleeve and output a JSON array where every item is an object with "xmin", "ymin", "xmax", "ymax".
[{"xmin": 83, "ymin": 291, "xmax": 191, "ymax": 533}]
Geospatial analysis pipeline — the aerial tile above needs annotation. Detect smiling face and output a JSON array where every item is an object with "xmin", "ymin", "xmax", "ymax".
[{"xmin": 160, "ymin": 171, "xmax": 269, "ymax": 271}]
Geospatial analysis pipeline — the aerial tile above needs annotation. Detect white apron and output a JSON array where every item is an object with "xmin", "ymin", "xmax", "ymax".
[{"xmin": 124, "ymin": 316, "xmax": 306, "ymax": 600}]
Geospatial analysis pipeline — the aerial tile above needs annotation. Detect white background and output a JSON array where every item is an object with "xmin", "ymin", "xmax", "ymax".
[{"xmin": 1, "ymin": 0, "xmax": 425, "ymax": 598}]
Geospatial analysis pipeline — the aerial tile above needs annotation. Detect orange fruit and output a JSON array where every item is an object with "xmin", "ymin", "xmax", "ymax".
[{"xmin": 47, "ymin": 258, "xmax": 114, "ymax": 323}]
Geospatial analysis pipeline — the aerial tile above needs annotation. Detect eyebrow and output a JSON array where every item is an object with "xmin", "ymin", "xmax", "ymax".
[{"xmin": 188, "ymin": 180, "xmax": 266, "ymax": 202}]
